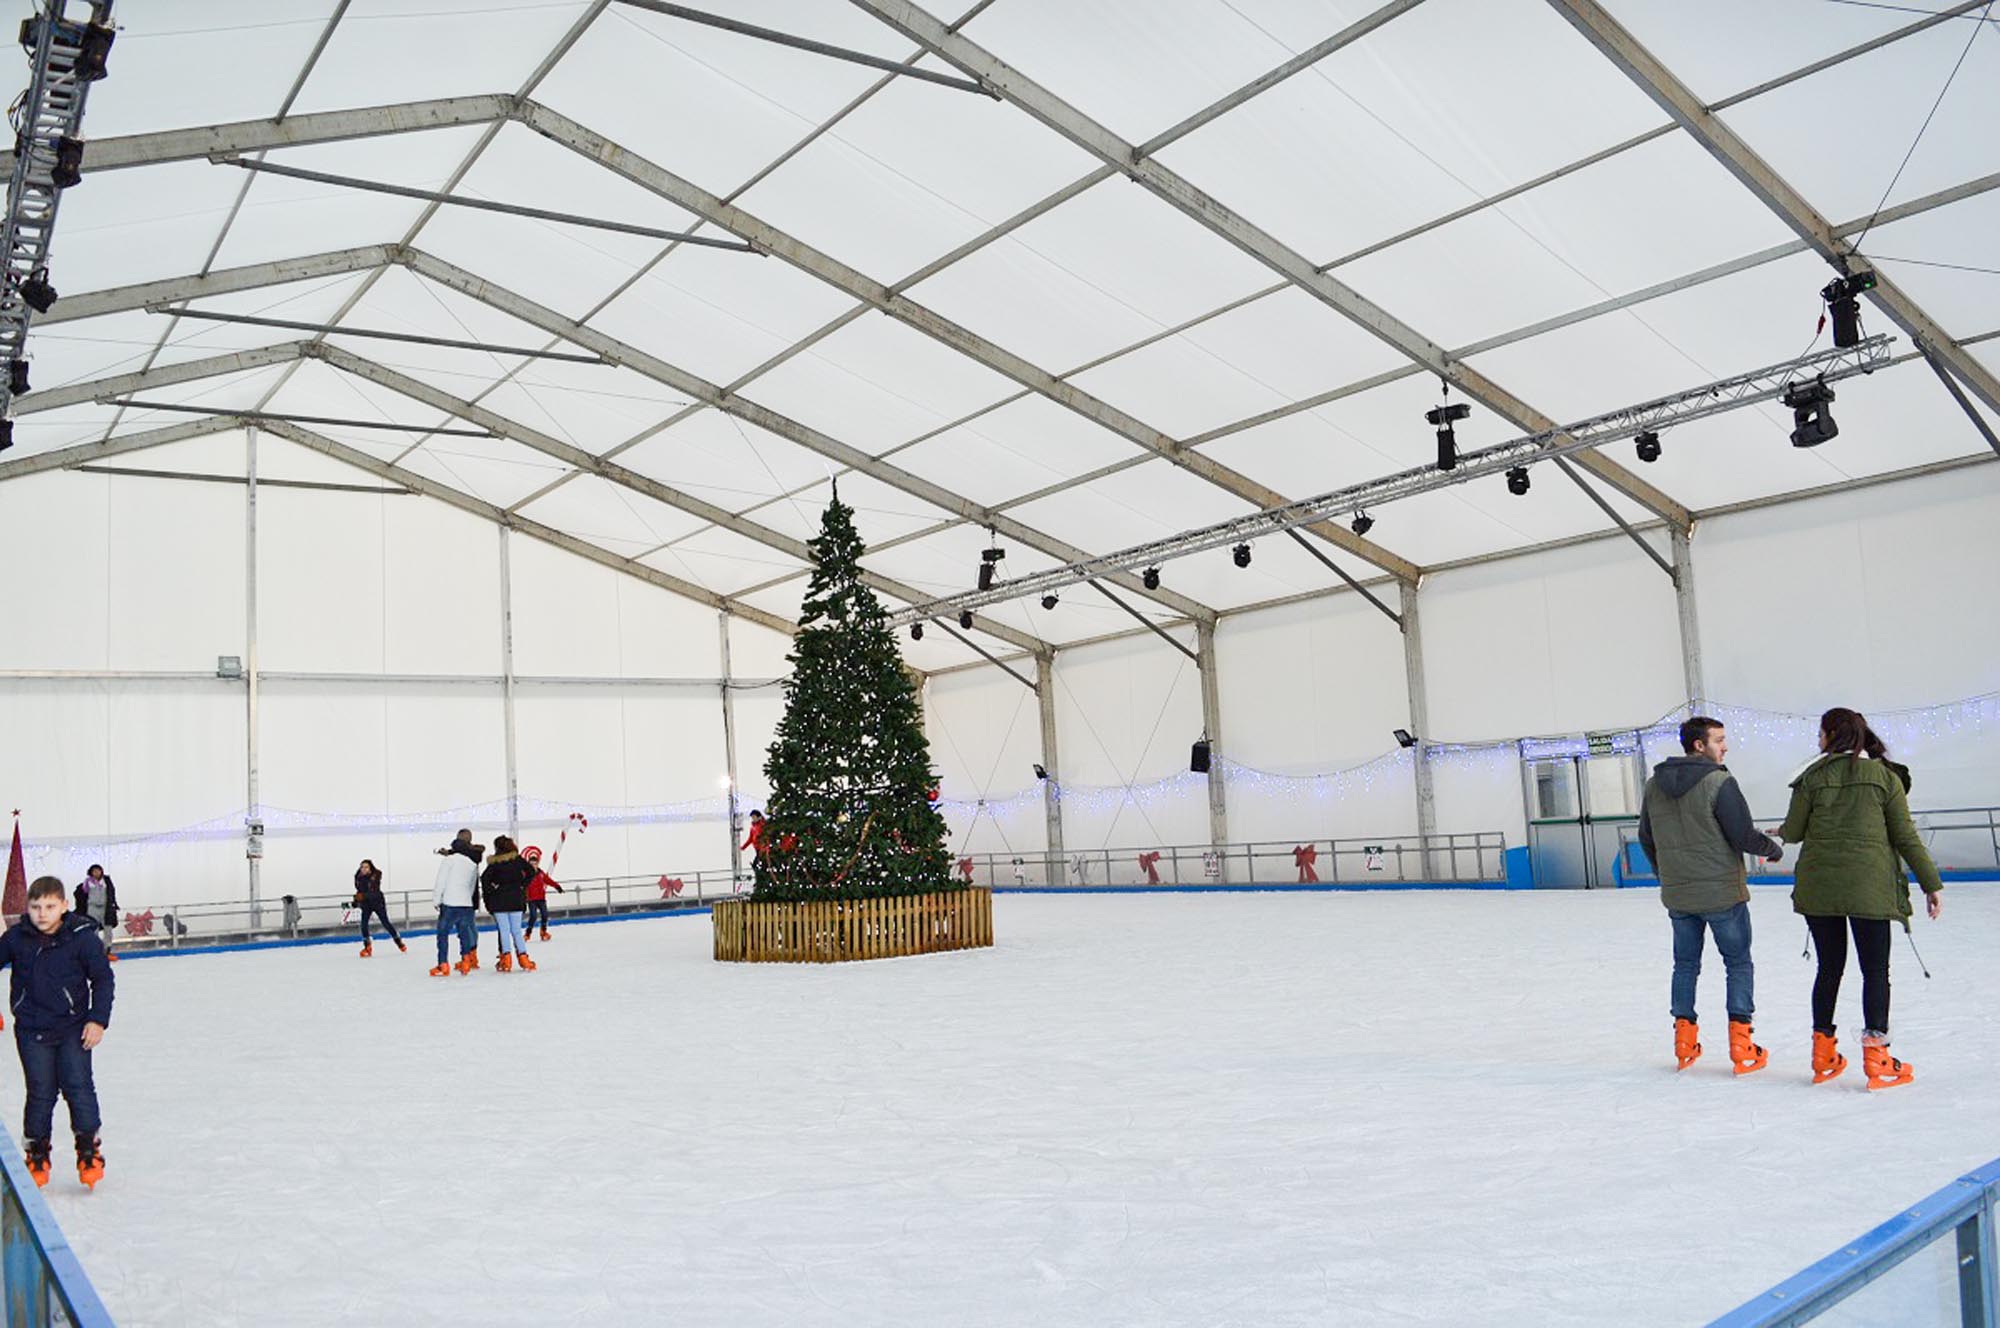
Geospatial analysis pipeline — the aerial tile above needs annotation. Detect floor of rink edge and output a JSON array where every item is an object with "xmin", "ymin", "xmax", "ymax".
[{"xmin": 37, "ymin": 887, "xmax": 1999, "ymax": 1328}]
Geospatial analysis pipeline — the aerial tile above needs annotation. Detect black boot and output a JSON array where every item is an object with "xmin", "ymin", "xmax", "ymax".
[
  {"xmin": 75, "ymin": 1133, "xmax": 104, "ymax": 1189},
  {"xmin": 24, "ymin": 1137, "xmax": 51, "ymax": 1187}
]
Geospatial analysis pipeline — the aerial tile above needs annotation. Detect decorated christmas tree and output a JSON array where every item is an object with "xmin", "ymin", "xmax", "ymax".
[{"xmin": 753, "ymin": 490, "xmax": 953, "ymax": 901}]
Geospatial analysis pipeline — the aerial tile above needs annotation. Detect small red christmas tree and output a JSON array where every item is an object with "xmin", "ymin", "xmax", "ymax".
[{"xmin": 2, "ymin": 812, "xmax": 27, "ymax": 922}]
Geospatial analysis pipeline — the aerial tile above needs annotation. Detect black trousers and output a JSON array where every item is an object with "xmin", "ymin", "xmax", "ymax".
[
  {"xmin": 1805, "ymin": 914, "xmax": 1892, "ymax": 1035},
  {"xmin": 358, "ymin": 902, "xmax": 401, "ymax": 945}
]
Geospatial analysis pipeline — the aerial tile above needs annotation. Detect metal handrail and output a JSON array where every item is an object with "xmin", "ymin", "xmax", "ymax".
[
  {"xmin": 0, "ymin": 1127, "xmax": 117, "ymax": 1325},
  {"xmin": 1616, "ymin": 804, "xmax": 2000, "ymax": 884},
  {"xmin": 951, "ymin": 831, "xmax": 1507, "ymax": 888},
  {"xmin": 1711, "ymin": 1156, "xmax": 2000, "ymax": 1326}
]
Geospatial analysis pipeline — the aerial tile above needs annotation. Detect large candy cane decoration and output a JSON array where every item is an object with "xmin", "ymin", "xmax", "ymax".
[{"xmin": 550, "ymin": 812, "xmax": 587, "ymax": 870}]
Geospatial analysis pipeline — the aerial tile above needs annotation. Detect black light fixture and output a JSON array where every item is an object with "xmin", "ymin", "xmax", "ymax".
[
  {"xmin": 20, "ymin": 271, "xmax": 55, "ymax": 314},
  {"xmin": 1393, "ymin": 728, "xmax": 1417, "ymax": 749},
  {"xmin": 7, "ymin": 360, "xmax": 27, "ymax": 396},
  {"xmin": 1040, "ymin": 593, "xmax": 1058, "ymax": 610},
  {"xmin": 51, "ymin": 136, "xmax": 84, "ymax": 189},
  {"xmin": 1232, "ymin": 542, "xmax": 1251, "ymax": 568},
  {"xmin": 1033, "ymin": 763, "xmax": 1048, "ymax": 781},
  {"xmin": 958, "ymin": 609, "xmax": 974, "ymax": 629},
  {"xmin": 1141, "ymin": 566, "xmax": 1160, "ymax": 591},
  {"xmin": 1426, "ymin": 400, "xmax": 1470, "ymax": 471},
  {"xmin": 1821, "ymin": 271, "xmax": 1876, "ymax": 349},
  {"xmin": 1190, "ymin": 739, "xmax": 1212, "ymax": 774},
  {"xmin": 1634, "ymin": 430, "xmax": 1662, "ymax": 464},
  {"xmin": 1782, "ymin": 378, "xmax": 1838, "ymax": 448},
  {"xmin": 1505, "ymin": 466, "xmax": 1530, "ymax": 496},
  {"xmin": 909, "ymin": 623, "xmax": 923, "ymax": 641},
  {"xmin": 1352, "ymin": 510, "xmax": 1374, "ymax": 537},
  {"xmin": 76, "ymin": 21, "xmax": 114, "ymax": 81}
]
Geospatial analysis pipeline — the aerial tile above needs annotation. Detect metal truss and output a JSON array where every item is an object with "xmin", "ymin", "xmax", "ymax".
[
  {"xmin": 884, "ymin": 337, "xmax": 1896, "ymax": 626},
  {"xmin": 0, "ymin": 0, "xmax": 113, "ymax": 421}
]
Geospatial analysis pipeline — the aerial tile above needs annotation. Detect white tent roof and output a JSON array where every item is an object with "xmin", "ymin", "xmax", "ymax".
[{"xmin": 6, "ymin": 0, "xmax": 1996, "ymax": 673}]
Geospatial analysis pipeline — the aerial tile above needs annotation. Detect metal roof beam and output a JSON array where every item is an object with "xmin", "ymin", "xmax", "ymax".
[
  {"xmin": 307, "ymin": 343, "xmax": 1054, "ymax": 655},
  {"xmin": 36, "ymin": 245, "xmax": 398, "ymax": 326},
  {"xmin": 1546, "ymin": 0, "xmax": 2000, "ymax": 420},
  {"xmin": 851, "ymin": 0, "xmax": 1692, "ymax": 533},
  {"xmin": 512, "ymin": 101, "xmax": 1422, "ymax": 583},
  {"xmin": 13, "ymin": 341, "xmax": 310, "ymax": 415},
  {"xmin": 394, "ymin": 249, "xmax": 1210, "ymax": 626},
  {"xmin": 0, "ymin": 415, "xmax": 243, "ymax": 483}
]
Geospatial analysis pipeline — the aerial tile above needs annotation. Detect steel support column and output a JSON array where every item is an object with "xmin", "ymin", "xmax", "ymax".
[
  {"xmin": 1195, "ymin": 621, "xmax": 1228, "ymax": 870},
  {"xmin": 1399, "ymin": 581, "xmax": 1438, "ymax": 875},
  {"xmin": 245, "ymin": 425, "xmax": 263, "ymax": 922},
  {"xmin": 499, "ymin": 525, "xmax": 519, "ymax": 841},
  {"xmin": 1035, "ymin": 652, "xmax": 1064, "ymax": 882},
  {"xmin": 1671, "ymin": 527, "xmax": 1705, "ymax": 712},
  {"xmin": 719, "ymin": 612, "xmax": 745, "ymax": 885}
]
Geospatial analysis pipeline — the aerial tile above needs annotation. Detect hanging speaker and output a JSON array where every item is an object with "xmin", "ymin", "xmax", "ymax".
[{"xmin": 1190, "ymin": 739, "xmax": 1211, "ymax": 774}]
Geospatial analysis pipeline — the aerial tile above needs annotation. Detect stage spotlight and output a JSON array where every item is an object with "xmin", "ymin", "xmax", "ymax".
[
  {"xmin": 1634, "ymin": 430, "xmax": 1662, "ymax": 464},
  {"xmin": 1821, "ymin": 271, "xmax": 1876, "ymax": 349},
  {"xmin": 1393, "ymin": 728, "xmax": 1417, "ymax": 749},
  {"xmin": 7, "ymin": 360, "xmax": 27, "ymax": 396},
  {"xmin": 1232, "ymin": 543, "xmax": 1251, "ymax": 568},
  {"xmin": 20, "ymin": 272, "xmax": 55, "ymax": 314},
  {"xmin": 910, "ymin": 623, "xmax": 923, "ymax": 641},
  {"xmin": 1041, "ymin": 593, "xmax": 1058, "ymax": 610},
  {"xmin": 1190, "ymin": 739, "xmax": 1212, "ymax": 774},
  {"xmin": 76, "ymin": 21, "xmax": 114, "ymax": 80},
  {"xmin": 958, "ymin": 609, "xmax": 974, "ymax": 630},
  {"xmin": 1033, "ymin": 763, "xmax": 1048, "ymax": 781},
  {"xmin": 1142, "ymin": 566, "xmax": 1160, "ymax": 591},
  {"xmin": 51, "ymin": 136, "xmax": 83, "ymax": 189},
  {"xmin": 1351, "ymin": 510, "xmax": 1374, "ymax": 537},
  {"xmin": 977, "ymin": 543, "xmax": 1005, "ymax": 591},
  {"xmin": 1782, "ymin": 379, "xmax": 1838, "ymax": 448},
  {"xmin": 977, "ymin": 562, "xmax": 994, "ymax": 591},
  {"xmin": 1426, "ymin": 402, "xmax": 1469, "ymax": 471},
  {"xmin": 1505, "ymin": 466, "xmax": 1530, "ymax": 496}
]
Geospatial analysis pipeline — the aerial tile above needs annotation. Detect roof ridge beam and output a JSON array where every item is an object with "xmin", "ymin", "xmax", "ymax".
[
  {"xmin": 0, "ymin": 415, "xmax": 244, "ymax": 483},
  {"xmin": 848, "ymin": 0, "xmax": 1690, "ymax": 532},
  {"xmin": 509, "ymin": 101, "xmax": 1420, "ymax": 583},
  {"xmin": 14, "ymin": 341, "xmax": 311, "ymax": 415},
  {"xmin": 1545, "ymin": 0, "xmax": 2000, "ymax": 419},
  {"xmin": 394, "ymin": 249, "xmax": 1218, "ymax": 623},
  {"xmin": 38, "ymin": 246, "xmax": 398, "ymax": 326},
  {"xmin": 305, "ymin": 343, "xmax": 1053, "ymax": 655}
]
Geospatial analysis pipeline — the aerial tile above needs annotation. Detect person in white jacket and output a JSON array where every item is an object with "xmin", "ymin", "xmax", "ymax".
[{"xmin": 429, "ymin": 830, "xmax": 483, "ymax": 977}]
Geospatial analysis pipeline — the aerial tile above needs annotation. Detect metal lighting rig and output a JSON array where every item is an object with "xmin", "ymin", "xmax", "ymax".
[
  {"xmin": 0, "ymin": 0, "xmax": 113, "ymax": 441},
  {"xmin": 890, "ymin": 334, "xmax": 1895, "ymax": 627}
]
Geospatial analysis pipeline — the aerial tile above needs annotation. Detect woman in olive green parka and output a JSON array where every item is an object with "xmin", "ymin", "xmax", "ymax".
[{"xmin": 1777, "ymin": 708, "xmax": 1943, "ymax": 1089}]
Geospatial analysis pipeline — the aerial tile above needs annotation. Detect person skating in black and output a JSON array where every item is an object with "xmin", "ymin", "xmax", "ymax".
[{"xmin": 352, "ymin": 859, "xmax": 404, "ymax": 958}]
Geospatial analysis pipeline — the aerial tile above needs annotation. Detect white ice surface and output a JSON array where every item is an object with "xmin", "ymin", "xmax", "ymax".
[{"xmin": 36, "ymin": 887, "xmax": 2000, "ymax": 1327}]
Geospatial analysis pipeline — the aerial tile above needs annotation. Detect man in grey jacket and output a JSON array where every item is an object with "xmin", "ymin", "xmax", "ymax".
[{"xmin": 1638, "ymin": 717, "xmax": 1785, "ymax": 1075}]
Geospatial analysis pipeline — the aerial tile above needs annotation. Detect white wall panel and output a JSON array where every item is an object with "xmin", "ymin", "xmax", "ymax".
[
  {"xmin": 258, "ymin": 488, "xmax": 387, "ymax": 674},
  {"xmin": 0, "ymin": 471, "xmax": 109, "ymax": 670},
  {"xmin": 382, "ymin": 498, "xmax": 502, "ymax": 676},
  {"xmin": 925, "ymin": 668, "xmax": 1047, "ymax": 858},
  {"xmin": 107, "ymin": 474, "xmax": 245, "ymax": 672},
  {"xmin": 1050, "ymin": 633, "xmax": 1207, "ymax": 849}
]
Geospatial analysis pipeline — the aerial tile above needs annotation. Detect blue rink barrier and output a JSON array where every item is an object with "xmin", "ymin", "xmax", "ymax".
[
  {"xmin": 1711, "ymin": 1156, "xmax": 2000, "ymax": 1327},
  {"xmin": 0, "ymin": 1131, "xmax": 116, "ymax": 1326}
]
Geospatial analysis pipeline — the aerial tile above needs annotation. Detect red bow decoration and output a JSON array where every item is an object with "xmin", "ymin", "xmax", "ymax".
[
  {"xmin": 658, "ymin": 876, "xmax": 684, "ymax": 899},
  {"xmin": 1293, "ymin": 844, "xmax": 1319, "ymax": 884},
  {"xmin": 956, "ymin": 857, "xmax": 975, "ymax": 883},
  {"xmin": 1137, "ymin": 851, "xmax": 1162, "ymax": 885},
  {"xmin": 123, "ymin": 909, "xmax": 157, "ymax": 938}
]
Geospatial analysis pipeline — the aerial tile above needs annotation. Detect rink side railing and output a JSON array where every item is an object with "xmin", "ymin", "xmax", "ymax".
[
  {"xmin": 1615, "ymin": 805, "xmax": 2000, "ymax": 886},
  {"xmin": 1711, "ymin": 1156, "xmax": 2000, "ymax": 1327},
  {"xmin": 0, "ymin": 1133, "xmax": 116, "ymax": 1326},
  {"xmin": 97, "ymin": 831, "xmax": 1509, "ymax": 951}
]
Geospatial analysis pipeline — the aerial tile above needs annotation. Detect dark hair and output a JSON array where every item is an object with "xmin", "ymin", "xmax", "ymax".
[
  {"xmin": 86, "ymin": 863, "xmax": 103, "ymax": 876},
  {"xmin": 454, "ymin": 828, "xmax": 471, "ymax": 842},
  {"xmin": 1679, "ymin": 716, "xmax": 1724, "ymax": 754},
  {"xmin": 357, "ymin": 859, "xmax": 378, "ymax": 876},
  {"xmin": 27, "ymin": 876, "xmax": 66, "ymax": 903},
  {"xmin": 493, "ymin": 834, "xmax": 517, "ymax": 855},
  {"xmin": 1821, "ymin": 707, "xmax": 1887, "ymax": 765},
  {"xmin": 749, "ymin": 808, "xmax": 764, "ymax": 818}
]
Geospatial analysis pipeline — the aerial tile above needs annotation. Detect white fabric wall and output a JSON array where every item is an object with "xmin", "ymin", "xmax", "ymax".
[
  {"xmin": 1046, "ymin": 630, "xmax": 1208, "ymax": 850},
  {"xmin": 923, "ymin": 668, "xmax": 1048, "ymax": 859}
]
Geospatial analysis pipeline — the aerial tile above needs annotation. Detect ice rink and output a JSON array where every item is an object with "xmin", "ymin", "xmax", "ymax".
[{"xmin": 38, "ymin": 886, "xmax": 1999, "ymax": 1326}]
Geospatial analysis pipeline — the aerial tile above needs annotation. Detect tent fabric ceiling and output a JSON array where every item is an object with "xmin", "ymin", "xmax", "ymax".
[{"xmin": 5, "ymin": 0, "xmax": 1997, "ymax": 664}]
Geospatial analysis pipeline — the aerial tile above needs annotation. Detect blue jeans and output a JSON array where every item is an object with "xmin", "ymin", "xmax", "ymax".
[
  {"xmin": 1669, "ymin": 901, "xmax": 1754, "ymax": 1023},
  {"xmin": 493, "ymin": 911, "xmax": 526, "ymax": 955},
  {"xmin": 16, "ymin": 1028, "xmax": 100, "ymax": 1141},
  {"xmin": 435, "ymin": 905, "xmax": 477, "ymax": 964}
]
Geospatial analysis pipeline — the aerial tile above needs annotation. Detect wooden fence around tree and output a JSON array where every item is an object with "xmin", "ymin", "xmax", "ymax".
[{"xmin": 711, "ymin": 888, "xmax": 993, "ymax": 963}]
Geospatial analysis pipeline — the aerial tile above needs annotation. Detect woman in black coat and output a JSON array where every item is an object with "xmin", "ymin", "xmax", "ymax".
[{"xmin": 352, "ymin": 859, "xmax": 404, "ymax": 957}]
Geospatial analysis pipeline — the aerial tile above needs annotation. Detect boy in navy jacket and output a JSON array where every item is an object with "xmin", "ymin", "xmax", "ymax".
[{"xmin": 0, "ymin": 876, "xmax": 115, "ymax": 1188}]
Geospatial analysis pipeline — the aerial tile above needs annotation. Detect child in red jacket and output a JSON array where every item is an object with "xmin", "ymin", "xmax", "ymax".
[{"xmin": 522, "ymin": 845, "xmax": 563, "ymax": 943}]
